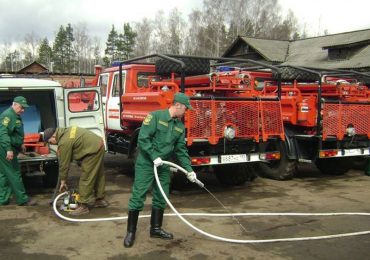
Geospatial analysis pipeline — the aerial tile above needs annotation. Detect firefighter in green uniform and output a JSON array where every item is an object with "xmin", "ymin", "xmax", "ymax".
[
  {"xmin": 43, "ymin": 126, "xmax": 108, "ymax": 215},
  {"xmin": 0, "ymin": 96, "xmax": 37, "ymax": 206},
  {"xmin": 123, "ymin": 93, "xmax": 197, "ymax": 248}
]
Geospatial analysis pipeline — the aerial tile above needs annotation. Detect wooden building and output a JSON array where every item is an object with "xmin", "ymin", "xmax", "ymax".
[
  {"xmin": 223, "ymin": 29, "xmax": 370, "ymax": 72},
  {"xmin": 0, "ymin": 61, "xmax": 96, "ymax": 87}
]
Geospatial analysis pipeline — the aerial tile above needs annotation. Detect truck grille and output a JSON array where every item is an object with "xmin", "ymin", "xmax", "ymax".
[
  {"xmin": 322, "ymin": 103, "xmax": 370, "ymax": 140},
  {"xmin": 185, "ymin": 100, "xmax": 284, "ymax": 145}
]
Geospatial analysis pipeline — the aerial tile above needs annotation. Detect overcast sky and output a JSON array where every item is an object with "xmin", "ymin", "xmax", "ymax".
[
  {"xmin": 0, "ymin": 0, "xmax": 200, "ymax": 43},
  {"xmin": 0, "ymin": 0, "xmax": 370, "ymax": 45},
  {"xmin": 280, "ymin": 0, "xmax": 370, "ymax": 35}
]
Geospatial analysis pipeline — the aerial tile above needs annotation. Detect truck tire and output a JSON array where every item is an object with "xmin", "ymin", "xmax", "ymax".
[
  {"xmin": 155, "ymin": 57, "xmax": 210, "ymax": 76},
  {"xmin": 273, "ymin": 67, "xmax": 318, "ymax": 82},
  {"xmin": 214, "ymin": 163, "xmax": 257, "ymax": 186},
  {"xmin": 349, "ymin": 157, "xmax": 368, "ymax": 170},
  {"xmin": 315, "ymin": 158, "xmax": 350, "ymax": 175},
  {"xmin": 256, "ymin": 141, "xmax": 296, "ymax": 180},
  {"xmin": 42, "ymin": 162, "xmax": 59, "ymax": 188}
]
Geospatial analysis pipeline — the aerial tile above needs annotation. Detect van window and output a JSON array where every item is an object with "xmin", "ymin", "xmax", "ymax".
[
  {"xmin": 98, "ymin": 74, "xmax": 109, "ymax": 97},
  {"xmin": 68, "ymin": 90, "xmax": 100, "ymax": 112}
]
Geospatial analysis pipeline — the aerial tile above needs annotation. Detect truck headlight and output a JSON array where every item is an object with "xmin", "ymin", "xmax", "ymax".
[
  {"xmin": 224, "ymin": 126, "xmax": 235, "ymax": 140},
  {"xmin": 346, "ymin": 124, "xmax": 356, "ymax": 137}
]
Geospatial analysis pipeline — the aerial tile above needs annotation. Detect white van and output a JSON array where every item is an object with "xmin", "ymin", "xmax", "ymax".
[{"xmin": 0, "ymin": 78, "xmax": 105, "ymax": 187}]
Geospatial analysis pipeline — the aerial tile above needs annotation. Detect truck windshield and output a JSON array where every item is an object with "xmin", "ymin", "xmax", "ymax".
[{"xmin": 137, "ymin": 72, "xmax": 155, "ymax": 88}]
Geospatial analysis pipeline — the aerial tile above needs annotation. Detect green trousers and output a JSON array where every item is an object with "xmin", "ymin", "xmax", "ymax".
[
  {"xmin": 78, "ymin": 147, "xmax": 106, "ymax": 203},
  {"xmin": 128, "ymin": 155, "xmax": 170, "ymax": 211},
  {"xmin": 0, "ymin": 148, "xmax": 28, "ymax": 205}
]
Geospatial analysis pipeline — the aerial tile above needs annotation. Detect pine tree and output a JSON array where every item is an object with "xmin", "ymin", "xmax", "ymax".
[
  {"xmin": 38, "ymin": 38, "xmax": 52, "ymax": 68},
  {"xmin": 104, "ymin": 25, "xmax": 118, "ymax": 66},
  {"xmin": 167, "ymin": 8, "xmax": 184, "ymax": 54},
  {"xmin": 65, "ymin": 23, "xmax": 76, "ymax": 73},
  {"xmin": 53, "ymin": 25, "xmax": 66, "ymax": 73},
  {"xmin": 117, "ymin": 23, "xmax": 137, "ymax": 60}
]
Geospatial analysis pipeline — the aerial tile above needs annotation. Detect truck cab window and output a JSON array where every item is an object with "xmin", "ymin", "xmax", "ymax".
[
  {"xmin": 112, "ymin": 73, "xmax": 126, "ymax": 97},
  {"xmin": 137, "ymin": 72, "xmax": 155, "ymax": 88},
  {"xmin": 98, "ymin": 74, "xmax": 109, "ymax": 97}
]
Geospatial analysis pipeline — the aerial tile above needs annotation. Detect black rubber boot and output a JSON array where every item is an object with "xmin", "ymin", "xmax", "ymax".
[
  {"xmin": 123, "ymin": 210, "xmax": 139, "ymax": 248},
  {"xmin": 150, "ymin": 208, "xmax": 173, "ymax": 240}
]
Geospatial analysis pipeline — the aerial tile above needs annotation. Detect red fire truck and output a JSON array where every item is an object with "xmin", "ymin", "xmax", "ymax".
[
  {"xmin": 253, "ymin": 66, "xmax": 370, "ymax": 179},
  {"xmin": 94, "ymin": 54, "xmax": 285, "ymax": 185}
]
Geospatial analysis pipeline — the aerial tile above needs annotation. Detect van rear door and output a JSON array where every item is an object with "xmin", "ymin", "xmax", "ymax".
[{"xmin": 63, "ymin": 87, "xmax": 106, "ymax": 147}]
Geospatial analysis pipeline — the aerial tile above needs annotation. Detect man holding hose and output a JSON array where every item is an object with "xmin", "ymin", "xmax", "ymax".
[{"xmin": 123, "ymin": 93, "xmax": 197, "ymax": 248}]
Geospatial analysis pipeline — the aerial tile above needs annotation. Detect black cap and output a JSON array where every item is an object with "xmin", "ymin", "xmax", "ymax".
[{"xmin": 43, "ymin": 128, "xmax": 56, "ymax": 142}]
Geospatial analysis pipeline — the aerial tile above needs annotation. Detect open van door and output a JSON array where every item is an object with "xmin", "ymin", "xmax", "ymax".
[{"xmin": 64, "ymin": 87, "xmax": 106, "ymax": 148}]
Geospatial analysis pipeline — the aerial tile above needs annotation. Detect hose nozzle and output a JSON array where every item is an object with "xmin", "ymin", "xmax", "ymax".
[{"xmin": 194, "ymin": 178, "xmax": 205, "ymax": 188}]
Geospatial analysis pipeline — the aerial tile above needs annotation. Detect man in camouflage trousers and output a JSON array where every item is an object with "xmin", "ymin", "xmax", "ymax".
[
  {"xmin": 43, "ymin": 126, "xmax": 107, "ymax": 215},
  {"xmin": 123, "ymin": 93, "xmax": 197, "ymax": 248}
]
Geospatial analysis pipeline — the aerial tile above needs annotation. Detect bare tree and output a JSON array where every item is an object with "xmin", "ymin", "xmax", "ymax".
[
  {"xmin": 270, "ymin": 9, "xmax": 299, "ymax": 40},
  {"xmin": 200, "ymin": 0, "xmax": 229, "ymax": 56},
  {"xmin": 73, "ymin": 22, "xmax": 91, "ymax": 73},
  {"xmin": 92, "ymin": 36, "xmax": 102, "ymax": 71},
  {"xmin": 184, "ymin": 10, "xmax": 203, "ymax": 55},
  {"xmin": 0, "ymin": 41, "xmax": 12, "ymax": 71},
  {"xmin": 134, "ymin": 18, "xmax": 153, "ymax": 56},
  {"xmin": 23, "ymin": 31, "xmax": 40, "ymax": 62},
  {"xmin": 167, "ymin": 8, "xmax": 186, "ymax": 54},
  {"xmin": 151, "ymin": 10, "xmax": 169, "ymax": 54},
  {"xmin": 225, "ymin": 0, "xmax": 250, "ymax": 38}
]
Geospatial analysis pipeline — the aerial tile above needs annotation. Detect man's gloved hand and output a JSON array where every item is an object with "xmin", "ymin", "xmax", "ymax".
[
  {"xmin": 153, "ymin": 157, "xmax": 163, "ymax": 167},
  {"xmin": 185, "ymin": 171, "xmax": 197, "ymax": 183},
  {"xmin": 6, "ymin": 151, "xmax": 14, "ymax": 161}
]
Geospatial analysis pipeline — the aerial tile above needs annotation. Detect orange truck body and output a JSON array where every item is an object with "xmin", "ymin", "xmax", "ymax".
[{"xmin": 69, "ymin": 55, "xmax": 370, "ymax": 181}]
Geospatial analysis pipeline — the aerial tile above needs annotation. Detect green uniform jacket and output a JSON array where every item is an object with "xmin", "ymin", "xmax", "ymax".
[
  {"xmin": 137, "ymin": 109, "xmax": 192, "ymax": 172},
  {"xmin": 56, "ymin": 127, "xmax": 103, "ymax": 180},
  {"xmin": 0, "ymin": 107, "xmax": 24, "ymax": 152}
]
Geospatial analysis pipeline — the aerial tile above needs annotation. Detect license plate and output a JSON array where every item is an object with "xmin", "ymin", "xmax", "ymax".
[
  {"xmin": 345, "ymin": 149, "xmax": 362, "ymax": 155},
  {"xmin": 220, "ymin": 154, "xmax": 247, "ymax": 163}
]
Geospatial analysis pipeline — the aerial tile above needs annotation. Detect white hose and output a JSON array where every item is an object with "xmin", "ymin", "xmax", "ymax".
[{"xmin": 52, "ymin": 161, "xmax": 370, "ymax": 243}]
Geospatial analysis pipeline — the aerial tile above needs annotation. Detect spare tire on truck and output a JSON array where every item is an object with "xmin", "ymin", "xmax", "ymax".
[
  {"xmin": 155, "ymin": 57, "xmax": 210, "ymax": 76},
  {"xmin": 273, "ymin": 66, "xmax": 319, "ymax": 82}
]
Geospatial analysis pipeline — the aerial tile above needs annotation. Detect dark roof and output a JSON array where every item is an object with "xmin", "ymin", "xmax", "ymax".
[
  {"xmin": 238, "ymin": 37, "xmax": 289, "ymax": 62},
  {"xmin": 285, "ymin": 29, "xmax": 370, "ymax": 69},
  {"xmin": 17, "ymin": 61, "xmax": 48, "ymax": 74},
  {"xmin": 319, "ymin": 29, "xmax": 370, "ymax": 49},
  {"xmin": 224, "ymin": 29, "xmax": 370, "ymax": 69}
]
